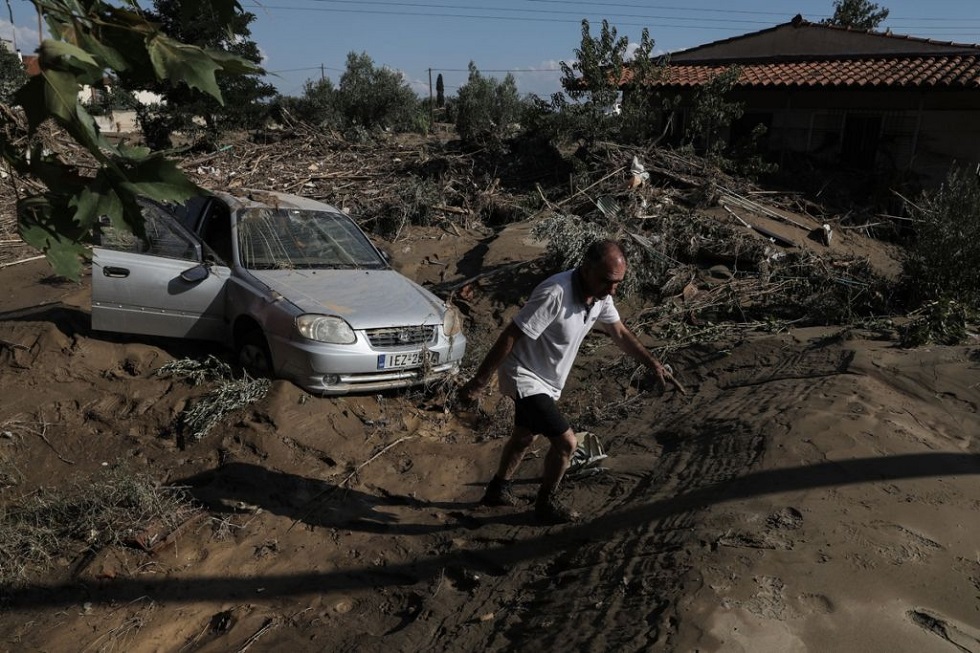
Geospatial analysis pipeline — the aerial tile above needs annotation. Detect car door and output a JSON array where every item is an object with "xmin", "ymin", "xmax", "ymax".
[{"xmin": 91, "ymin": 200, "xmax": 230, "ymax": 341}]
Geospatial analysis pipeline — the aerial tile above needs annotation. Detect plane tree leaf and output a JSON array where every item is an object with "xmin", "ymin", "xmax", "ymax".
[{"xmin": 3, "ymin": 0, "xmax": 256, "ymax": 280}]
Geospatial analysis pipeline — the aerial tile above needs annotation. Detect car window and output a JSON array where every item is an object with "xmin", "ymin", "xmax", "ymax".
[
  {"xmin": 237, "ymin": 209, "xmax": 386, "ymax": 270},
  {"xmin": 98, "ymin": 202, "xmax": 199, "ymax": 261},
  {"xmin": 169, "ymin": 195, "xmax": 211, "ymax": 232}
]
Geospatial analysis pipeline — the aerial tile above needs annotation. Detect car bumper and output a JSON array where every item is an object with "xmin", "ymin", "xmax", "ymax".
[{"xmin": 269, "ymin": 331, "xmax": 467, "ymax": 395}]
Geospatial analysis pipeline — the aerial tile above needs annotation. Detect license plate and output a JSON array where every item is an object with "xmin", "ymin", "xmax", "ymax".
[{"xmin": 377, "ymin": 351, "xmax": 436, "ymax": 370}]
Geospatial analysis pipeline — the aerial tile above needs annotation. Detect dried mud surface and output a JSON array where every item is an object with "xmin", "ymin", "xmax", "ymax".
[{"xmin": 1, "ymin": 176, "xmax": 980, "ymax": 652}]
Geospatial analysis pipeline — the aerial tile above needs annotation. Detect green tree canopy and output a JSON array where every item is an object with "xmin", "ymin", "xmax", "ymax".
[
  {"xmin": 136, "ymin": 0, "xmax": 276, "ymax": 146},
  {"xmin": 336, "ymin": 51, "xmax": 421, "ymax": 133},
  {"xmin": 0, "ymin": 0, "xmax": 259, "ymax": 279},
  {"xmin": 272, "ymin": 77, "xmax": 340, "ymax": 128},
  {"xmin": 0, "ymin": 42, "xmax": 28, "ymax": 103},
  {"xmin": 822, "ymin": 0, "xmax": 890, "ymax": 29},
  {"xmin": 454, "ymin": 62, "xmax": 524, "ymax": 150},
  {"xmin": 558, "ymin": 19, "xmax": 659, "ymax": 145}
]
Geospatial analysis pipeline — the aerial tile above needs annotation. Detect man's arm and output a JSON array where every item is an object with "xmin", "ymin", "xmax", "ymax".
[
  {"xmin": 459, "ymin": 321, "xmax": 525, "ymax": 401},
  {"xmin": 603, "ymin": 320, "xmax": 685, "ymax": 394}
]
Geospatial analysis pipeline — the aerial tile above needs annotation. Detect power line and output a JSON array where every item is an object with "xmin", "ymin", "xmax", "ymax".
[
  {"xmin": 241, "ymin": 3, "xmax": 980, "ymax": 35},
  {"xmin": 248, "ymin": 0, "xmax": 777, "ymax": 25},
  {"xmin": 248, "ymin": 0, "xmax": 980, "ymax": 27},
  {"xmin": 241, "ymin": 3, "xmax": 769, "ymax": 30},
  {"xmin": 525, "ymin": 0, "xmax": 825, "ymax": 19},
  {"xmin": 434, "ymin": 67, "xmax": 560, "ymax": 73}
]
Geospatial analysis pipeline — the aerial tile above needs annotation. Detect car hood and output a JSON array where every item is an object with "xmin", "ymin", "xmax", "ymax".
[{"xmin": 248, "ymin": 269, "xmax": 446, "ymax": 329}]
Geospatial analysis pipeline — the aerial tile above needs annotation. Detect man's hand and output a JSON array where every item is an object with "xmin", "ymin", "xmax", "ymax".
[
  {"xmin": 456, "ymin": 377, "xmax": 486, "ymax": 408},
  {"xmin": 652, "ymin": 362, "xmax": 687, "ymax": 395},
  {"xmin": 648, "ymin": 360, "xmax": 687, "ymax": 395}
]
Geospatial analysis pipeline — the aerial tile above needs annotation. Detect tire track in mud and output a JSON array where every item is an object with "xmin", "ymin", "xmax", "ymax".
[{"xmin": 422, "ymin": 343, "xmax": 855, "ymax": 652}]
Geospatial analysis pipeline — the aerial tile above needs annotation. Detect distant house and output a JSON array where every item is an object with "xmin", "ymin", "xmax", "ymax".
[
  {"xmin": 18, "ymin": 52, "xmax": 161, "ymax": 133},
  {"xmin": 625, "ymin": 15, "xmax": 980, "ymax": 185}
]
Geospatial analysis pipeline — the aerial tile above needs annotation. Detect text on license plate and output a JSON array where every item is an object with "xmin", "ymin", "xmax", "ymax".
[{"xmin": 377, "ymin": 351, "xmax": 436, "ymax": 370}]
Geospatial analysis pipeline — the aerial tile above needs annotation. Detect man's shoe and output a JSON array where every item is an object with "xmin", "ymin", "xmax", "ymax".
[
  {"xmin": 480, "ymin": 477, "xmax": 519, "ymax": 507},
  {"xmin": 535, "ymin": 493, "xmax": 580, "ymax": 524}
]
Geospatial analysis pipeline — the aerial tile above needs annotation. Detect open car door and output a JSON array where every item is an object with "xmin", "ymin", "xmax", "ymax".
[{"xmin": 91, "ymin": 200, "xmax": 230, "ymax": 341}]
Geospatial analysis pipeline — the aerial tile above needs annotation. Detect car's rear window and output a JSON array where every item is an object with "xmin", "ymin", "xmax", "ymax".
[{"xmin": 237, "ymin": 209, "xmax": 386, "ymax": 270}]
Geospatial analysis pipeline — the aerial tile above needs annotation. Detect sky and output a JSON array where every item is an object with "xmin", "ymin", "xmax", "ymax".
[{"xmin": 1, "ymin": 0, "xmax": 979, "ymax": 100}]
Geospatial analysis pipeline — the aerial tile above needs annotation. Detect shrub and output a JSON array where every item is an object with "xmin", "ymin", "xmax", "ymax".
[{"xmin": 903, "ymin": 164, "xmax": 980, "ymax": 307}]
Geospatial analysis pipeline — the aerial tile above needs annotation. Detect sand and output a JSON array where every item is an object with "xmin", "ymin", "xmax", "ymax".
[{"xmin": 1, "ymin": 220, "xmax": 979, "ymax": 652}]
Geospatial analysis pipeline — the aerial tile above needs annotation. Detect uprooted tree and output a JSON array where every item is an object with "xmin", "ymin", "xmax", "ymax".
[{"xmin": 0, "ymin": 0, "xmax": 259, "ymax": 280}]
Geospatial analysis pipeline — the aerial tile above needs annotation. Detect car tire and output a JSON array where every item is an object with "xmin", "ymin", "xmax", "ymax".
[{"xmin": 237, "ymin": 329, "xmax": 273, "ymax": 378}]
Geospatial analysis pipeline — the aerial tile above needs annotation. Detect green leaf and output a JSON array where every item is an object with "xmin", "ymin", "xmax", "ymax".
[
  {"xmin": 39, "ymin": 69, "xmax": 82, "ymax": 125},
  {"xmin": 38, "ymin": 39, "xmax": 100, "ymax": 70},
  {"xmin": 18, "ymin": 202, "xmax": 88, "ymax": 281},
  {"xmin": 71, "ymin": 186, "xmax": 124, "ymax": 234},
  {"xmin": 118, "ymin": 156, "xmax": 200, "ymax": 203},
  {"xmin": 147, "ymin": 35, "xmax": 223, "ymax": 101},
  {"xmin": 206, "ymin": 49, "xmax": 263, "ymax": 76}
]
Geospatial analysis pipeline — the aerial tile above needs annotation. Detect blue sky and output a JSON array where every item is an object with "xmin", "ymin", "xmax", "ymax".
[{"xmin": 2, "ymin": 1, "xmax": 979, "ymax": 100}]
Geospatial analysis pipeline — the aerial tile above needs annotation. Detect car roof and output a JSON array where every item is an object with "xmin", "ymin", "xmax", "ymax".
[{"xmin": 211, "ymin": 189, "xmax": 346, "ymax": 214}]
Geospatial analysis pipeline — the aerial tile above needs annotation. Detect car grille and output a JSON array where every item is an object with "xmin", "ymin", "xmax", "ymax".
[{"xmin": 366, "ymin": 325, "xmax": 436, "ymax": 348}]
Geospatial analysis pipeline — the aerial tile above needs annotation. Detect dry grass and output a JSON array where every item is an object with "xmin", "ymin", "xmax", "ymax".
[{"xmin": 0, "ymin": 467, "xmax": 197, "ymax": 591}]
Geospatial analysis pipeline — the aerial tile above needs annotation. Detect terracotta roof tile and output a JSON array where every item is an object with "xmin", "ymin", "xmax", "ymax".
[{"xmin": 627, "ymin": 55, "xmax": 980, "ymax": 89}]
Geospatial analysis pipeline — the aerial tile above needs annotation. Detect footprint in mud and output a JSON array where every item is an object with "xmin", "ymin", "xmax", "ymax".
[
  {"xmin": 909, "ymin": 608, "xmax": 980, "ymax": 652},
  {"xmin": 797, "ymin": 593, "xmax": 834, "ymax": 615}
]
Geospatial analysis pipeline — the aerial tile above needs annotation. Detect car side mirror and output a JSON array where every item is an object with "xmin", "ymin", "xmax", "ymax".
[{"xmin": 180, "ymin": 264, "xmax": 210, "ymax": 283}]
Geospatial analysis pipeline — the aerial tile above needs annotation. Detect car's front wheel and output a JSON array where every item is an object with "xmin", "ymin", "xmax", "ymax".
[{"xmin": 237, "ymin": 329, "xmax": 273, "ymax": 378}]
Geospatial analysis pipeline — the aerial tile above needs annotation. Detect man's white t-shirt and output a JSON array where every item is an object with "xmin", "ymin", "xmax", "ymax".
[{"xmin": 498, "ymin": 269, "xmax": 620, "ymax": 400}]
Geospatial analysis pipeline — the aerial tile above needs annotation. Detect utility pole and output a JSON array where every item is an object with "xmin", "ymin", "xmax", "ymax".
[{"xmin": 321, "ymin": 63, "xmax": 325, "ymax": 82}]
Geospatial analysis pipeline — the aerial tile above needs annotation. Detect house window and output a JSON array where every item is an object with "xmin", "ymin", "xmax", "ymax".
[{"xmin": 841, "ymin": 113, "xmax": 882, "ymax": 168}]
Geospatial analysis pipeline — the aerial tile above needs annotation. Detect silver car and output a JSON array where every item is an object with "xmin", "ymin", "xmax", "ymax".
[{"xmin": 91, "ymin": 189, "xmax": 466, "ymax": 394}]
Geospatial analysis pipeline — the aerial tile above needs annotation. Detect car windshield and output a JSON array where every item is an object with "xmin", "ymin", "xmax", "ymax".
[{"xmin": 237, "ymin": 208, "xmax": 386, "ymax": 270}]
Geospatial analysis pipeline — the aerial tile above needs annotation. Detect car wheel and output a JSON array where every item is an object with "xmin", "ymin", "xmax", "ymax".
[{"xmin": 238, "ymin": 329, "xmax": 273, "ymax": 378}]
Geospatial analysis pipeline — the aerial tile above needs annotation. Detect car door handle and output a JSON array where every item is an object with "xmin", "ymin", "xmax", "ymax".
[{"xmin": 103, "ymin": 266, "xmax": 130, "ymax": 278}]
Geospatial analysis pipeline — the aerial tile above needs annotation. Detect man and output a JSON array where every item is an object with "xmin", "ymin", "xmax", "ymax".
[{"xmin": 460, "ymin": 239, "xmax": 679, "ymax": 524}]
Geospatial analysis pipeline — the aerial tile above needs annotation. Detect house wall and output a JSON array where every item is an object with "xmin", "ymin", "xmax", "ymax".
[
  {"xmin": 702, "ymin": 87, "xmax": 980, "ymax": 185},
  {"xmin": 94, "ymin": 111, "xmax": 141, "ymax": 134}
]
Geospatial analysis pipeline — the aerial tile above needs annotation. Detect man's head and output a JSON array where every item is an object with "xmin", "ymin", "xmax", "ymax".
[{"xmin": 580, "ymin": 239, "xmax": 626, "ymax": 299}]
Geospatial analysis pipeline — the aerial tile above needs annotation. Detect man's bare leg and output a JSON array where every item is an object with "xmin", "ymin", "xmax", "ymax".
[
  {"xmin": 539, "ymin": 428, "xmax": 576, "ymax": 496},
  {"xmin": 495, "ymin": 426, "xmax": 535, "ymax": 480},
  {"xmin": 481, "ymin": 426, "xmax": 535, "ymax": 506},
  {"xmin": 535, "ymin": 429, "xmax": 580, "ymax": 523}
]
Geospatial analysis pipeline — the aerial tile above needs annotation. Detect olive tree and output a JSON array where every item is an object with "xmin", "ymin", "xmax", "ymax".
[
  {"xmin": 454, "ymin": 62, "xmax": 524, "ymax": 150},
  {"xmin": 337, "ymin": 51, "xmax": 421, "ymax": 132}
]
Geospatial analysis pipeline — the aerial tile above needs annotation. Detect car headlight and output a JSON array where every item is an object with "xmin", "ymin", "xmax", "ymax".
[
  {"xmin": 442, "ymin": 304, "xmax": 463, "ymax": 337},
  {"xmin": 296, "ymin": 315, "xmax": 356, "ymax": 344}
]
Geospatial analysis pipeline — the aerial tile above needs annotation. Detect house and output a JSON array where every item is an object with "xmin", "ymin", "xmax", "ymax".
[
  {"xmin": 626, "ymin": 15, "xmax": 980, "ymax": 185},
  {"xmin": 17, "ymin": 52, "xmax": 160, "ymax": 133}
]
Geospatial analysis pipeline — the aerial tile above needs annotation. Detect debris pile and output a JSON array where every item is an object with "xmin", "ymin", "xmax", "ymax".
[{"xmin": 0, "ymin": 123, "xmax": 902, "ymax": 333}]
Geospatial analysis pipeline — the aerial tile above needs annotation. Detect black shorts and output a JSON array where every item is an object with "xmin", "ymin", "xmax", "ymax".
[{"xmin": 514, "ymin": 393, "xmax": 570, "ymax": 439}]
